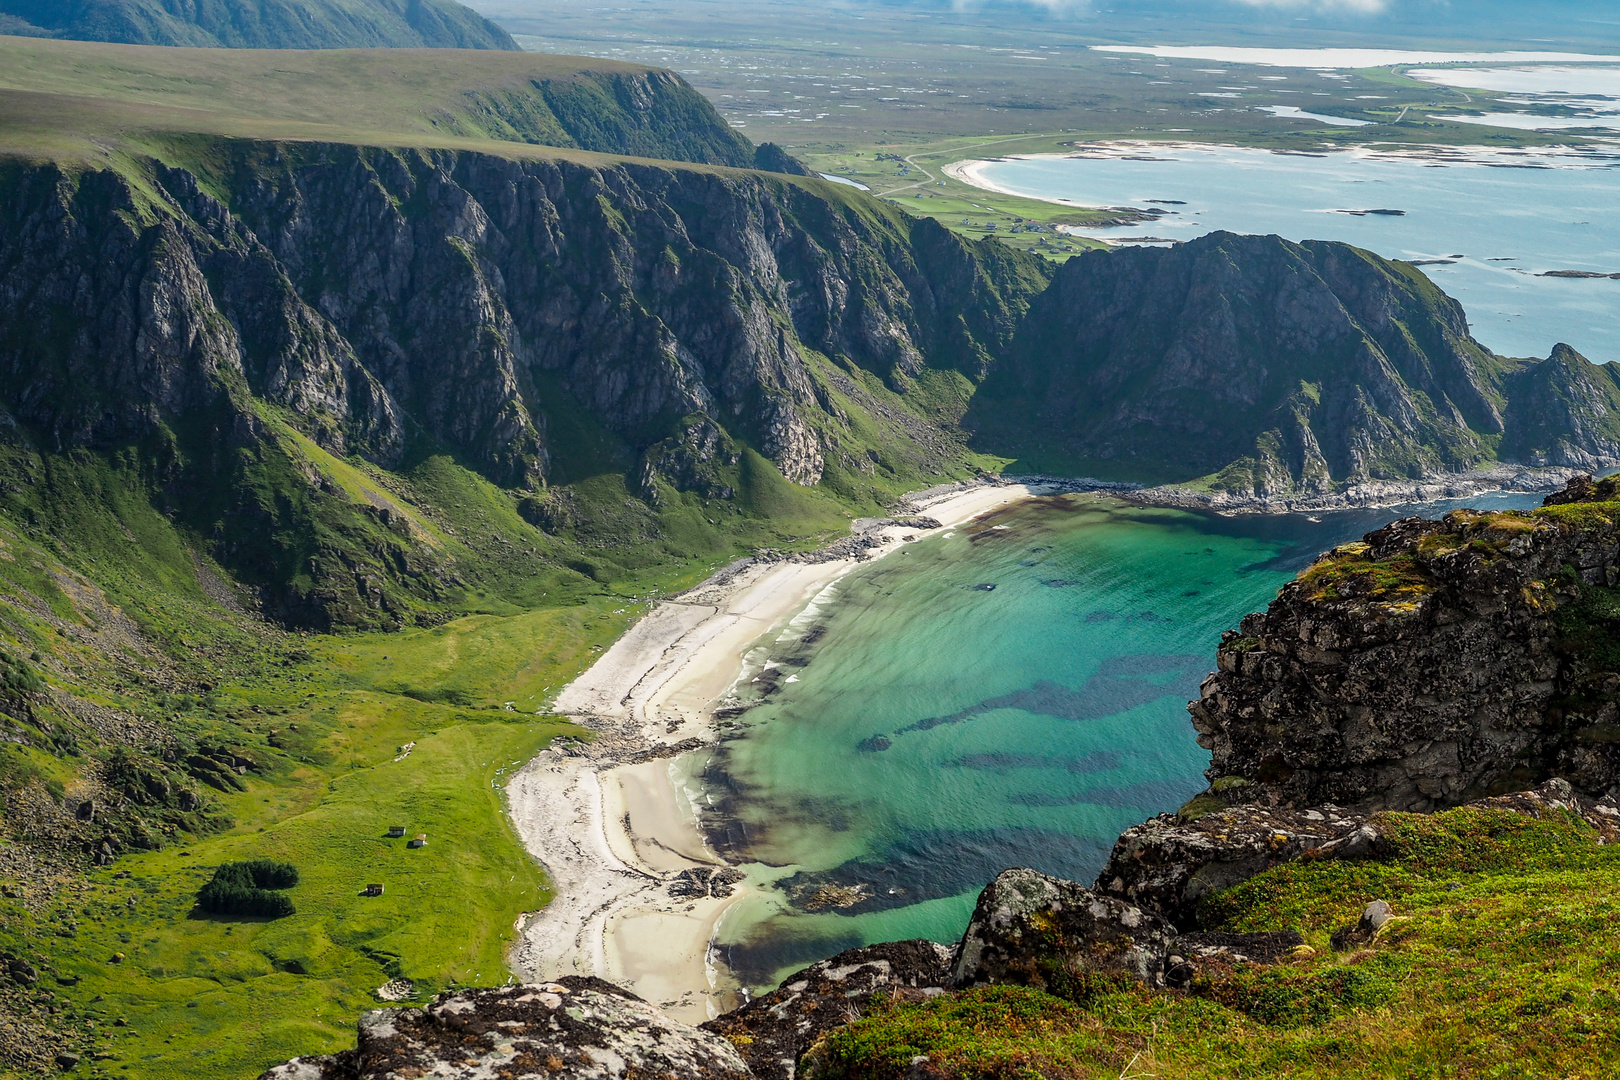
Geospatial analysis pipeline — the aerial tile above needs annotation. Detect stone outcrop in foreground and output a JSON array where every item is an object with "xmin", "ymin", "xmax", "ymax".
[
  {"xmin": 1096, "ymin": 777, "xmax": 1620, "ymax": 930},
  {"xmin": 1191, "ymin": 477, "xmax": 1620, "ymax": 812},
  {"xmin": 702, "ymin": 940, "xmax": 955, "ymax": 1080},
  {"xmin": 258, "ymin": 977, "xmax": 751, "ymax": 1080}
]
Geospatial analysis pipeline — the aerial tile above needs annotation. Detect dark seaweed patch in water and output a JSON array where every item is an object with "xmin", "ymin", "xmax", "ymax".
[
  {"xmin": 857, "ymin": 735, "xmax": 892, "ymax": 753},
  {"xmin": 1008, "ymin": 777, "xmax": 1201, "ymax": 810},
  {"xmin": 1083, "ymin": 609, "xmax": 1115, "ymax": 620},
  {"xmin": 777, "ymin": 826, "xmax": 1110, "ymax": 917},
  {"xmin": 718, "ymin": 929, "xmax": 867, "ymax": 992},
  {"xmin": 951, "ymin": 750, "xmax": 1125, "ymax": 774},
  {"xmin": 897, "ymin": 655, "xmax": 1206, "ymax": 736}
]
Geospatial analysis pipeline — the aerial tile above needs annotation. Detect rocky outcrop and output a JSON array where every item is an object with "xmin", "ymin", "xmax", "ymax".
[
  {"xmin": 1096, "ymin": 777, "xmax": 1620, "ymax": 930},
  {"xmin": 1188, "ymin": 479, "xmax": 1620, "ymax": 811},
  {"xmin": 1095, "ymin": 800, "xmax": 1374, "ymax": 930},
  {"xmin": 702, "ymin": 941, "xmax": 954, "ymax": 1080},
  {"xmin": 257, "ymin": 977, "xmax": 752, "ymax": 1080},
  {"xmin": 950, "ymin": 868, "xmax": 1180, "ymax": 992},
  {"xmin": 0, "ymin": 0, "xmax": 520, "ymax": 50},
  {"xmin": 974, "ymin": 232, "xmax": 1620, "ymax": 497}
]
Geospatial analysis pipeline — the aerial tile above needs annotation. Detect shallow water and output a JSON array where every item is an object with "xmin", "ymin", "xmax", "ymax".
[
  {"xmin": 697, "ymin": 491, "xmax": 1545, "ymax": 989},
  {"xmin": 973, "ymin": 143, "xmax": 1620, "ymax": 363}
]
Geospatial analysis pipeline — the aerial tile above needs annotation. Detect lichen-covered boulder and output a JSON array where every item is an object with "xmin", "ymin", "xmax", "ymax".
[
  {"xmin": 257, "ymin": 977, "xmax": 752, "ymax": 1080},
  {"xmin": 950, "ymin": 868, "xmax": 1179, "ymax": 992},
  {"xmin": 702, "ymin": 940, "xmax": 954, "ymax": 1080},
  {"xmin": 1095, "ymin": 800, "xmax": 1376, "ymax": 929}
]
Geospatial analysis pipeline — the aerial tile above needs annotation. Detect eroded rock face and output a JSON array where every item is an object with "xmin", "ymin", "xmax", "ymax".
[
  {"xmin": 702, "ymin": 940, "xmax": 954, "ymax": 1080},
  {"xmin": 257, "ymin": 977, "xmax": 751, "ymax": 1080},
  {"xmin": 1191, "ymin": 483, "xmax": 1620, "ymax": 811},
  {"xmin": 950, "ymin": 868, "xmax": 1179, "ymax": 992}
]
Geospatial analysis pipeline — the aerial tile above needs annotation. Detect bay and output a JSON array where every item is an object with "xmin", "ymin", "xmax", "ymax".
[
  {"xmin": 694, "ymin": 491, "xmax": 1546, "ymax": 989},
  {"xmin": 967, "ymin": 143, "xmax": 1620, "ymax": 364}
]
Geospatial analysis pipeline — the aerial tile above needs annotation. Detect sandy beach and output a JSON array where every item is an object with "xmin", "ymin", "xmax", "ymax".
[{"xmin": 505, "ymin": 477, "xmax": 1087, "ymax": 1021}]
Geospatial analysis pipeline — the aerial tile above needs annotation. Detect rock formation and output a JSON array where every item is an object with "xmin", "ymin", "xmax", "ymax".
[
  {"xmin": 258, "ymin": 977, "xmax": 752, "ymax": 1080},
  {"xmin": 950, "ymin": 867, "xmax": 1181, "ymax": 991},
  {"xmin": 1189, "ymin": 476, "xmax": 1620, "ymax": 811},
  {"xmin": 976, "ymin": 231, "xmax": 1620, "ymax": 497},
  {"xmin": 702, "ymin": 940, "xmax": 955, "ymax": 1080}
]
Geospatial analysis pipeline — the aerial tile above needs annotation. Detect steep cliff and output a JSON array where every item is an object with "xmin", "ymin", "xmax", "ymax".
[
  {"xmin": 1190, "ymin": 474, "xmax": 1620, "ymax": 812},
  {"xmin": 0, "ymin": 0, "xmax": 518, "ymax": 49},
  {"xmin": 0, "ymin": 143, "xmax": 1048, "ymax": 627},
  {"xmin": 972, "ymin": 232, "xmax": 1620, "ymax": 495}
]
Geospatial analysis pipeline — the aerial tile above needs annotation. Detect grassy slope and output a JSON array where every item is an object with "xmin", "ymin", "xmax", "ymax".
[
  {"xmin": 808, "ymin": 805, "xmax": 1620, "ymax": 1080},
  {"xmin": 0, "ymin": 36, "xmax": 750, "ymax": 166}
]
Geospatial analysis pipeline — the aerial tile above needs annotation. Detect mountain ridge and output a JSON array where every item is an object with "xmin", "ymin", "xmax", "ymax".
[
  {"xmin": 0, "ymin": 0, "xmax": 519, "ymax": 50},
  {"xmin": 972, "ymin": 230, "xmax": 1620, "ymax": 493}
]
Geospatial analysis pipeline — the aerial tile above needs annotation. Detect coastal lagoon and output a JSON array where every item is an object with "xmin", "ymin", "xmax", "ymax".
[
  {"xmin": 965, "ymin": 144, "xmax": 1620, "ymax": 364},
  {"xmin": 695, "ymin": 491, "xmax": 1544, "ymax": 988}
]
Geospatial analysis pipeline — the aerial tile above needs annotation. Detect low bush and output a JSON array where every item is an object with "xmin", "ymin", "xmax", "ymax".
[{"xmin": 196, "ymin": 859, "xmax": 299, "ymax": 918}]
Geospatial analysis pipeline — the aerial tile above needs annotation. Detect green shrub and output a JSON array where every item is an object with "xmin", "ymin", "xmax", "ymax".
[
  {"xmin": 0, "ymin": 649, "xmax": 43, "ymax": 695},
  {"xmin": 196, "ymin": 859, "xmax": 299, "ymax": 918}
]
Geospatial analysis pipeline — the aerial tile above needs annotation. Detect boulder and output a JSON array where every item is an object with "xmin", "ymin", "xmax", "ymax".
[
  {"xmin": 1095, "ymin": 801, "xmax": 1376, "ymax": 929},
  {"xmin": 256, "ymin": 977, "xmax": 751, "ymax": 1080},
  {"xmin": 702, "ymin": 940, "xmax": 954, "ymax": 1080},
  {"xmin": 1330, "ymin": 900, "xmax": 1394, "ymax": 952},
  {"xmin": 950, "ymin": 868, "xmax": 1179, "ymax": 992}
]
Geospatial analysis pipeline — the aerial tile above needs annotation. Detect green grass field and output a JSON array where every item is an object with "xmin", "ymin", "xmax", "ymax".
[{"xmin": 0, "ymin": 413, "xmax": 874, "ymax": 1076}]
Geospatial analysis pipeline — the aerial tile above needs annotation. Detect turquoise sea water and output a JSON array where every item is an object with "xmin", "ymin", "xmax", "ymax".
[
  {"xmin": 698, "ymin": 491, "xmax": 1545, "ymax": 988},
  {"xmin": 973, "ymin": 144, "xmax": 1620, "ymax": 364}
]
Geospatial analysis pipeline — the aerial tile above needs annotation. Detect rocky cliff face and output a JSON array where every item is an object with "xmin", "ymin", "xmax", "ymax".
[
  {"xmin": 975, "ymin": 232, "xmax": 1620, "ymax": 495},
  {"xmin": 0, "ymin": 143, "xmax": 1047, "ymax": 625},
  {"xmin": 1189, "ymin": 475, "xmax": 1620, "ymax": 812},
  {"xmin": 5, "ymin": 145, "xmax": 1619, "ymax": 629},
  {"xmin": 0, "ymin": 0, "xmax": 519, "ymax": 49}
]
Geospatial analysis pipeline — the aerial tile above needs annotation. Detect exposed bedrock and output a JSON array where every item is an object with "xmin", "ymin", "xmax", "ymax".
[
  {"xmin": 1189, "ymin": 475, "xmax": 1620, "ymax": 812},
  {"xmin": 702, "ymin": 940, "xmax": 956, "ymax": 1080},
  {"xmin": 1095, "ymin": 777, "xmax": 1620, "ymax": 930},
  {"xmin": 257, "ymin": 977, "xmax": 752, "ymax": 1080}
]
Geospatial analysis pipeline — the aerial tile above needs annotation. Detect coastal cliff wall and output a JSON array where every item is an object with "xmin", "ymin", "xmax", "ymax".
[
  {"xmin": 1191, "ymin": 475, "xmax": 1620, "ymax": 812},
  {"xmin": 974, "ymin": 231, "xmax": 1620, "ymax": 495}
]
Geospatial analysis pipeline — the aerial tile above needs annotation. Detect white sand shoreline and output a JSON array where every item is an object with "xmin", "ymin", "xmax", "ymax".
[
  {"xmin": 942, "ymin": 141, "xmax": 1620, "ymax": 214},
  {"xmin": 504, "ymin": 477, "xmax": 1093, "ymax": 1021}
]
